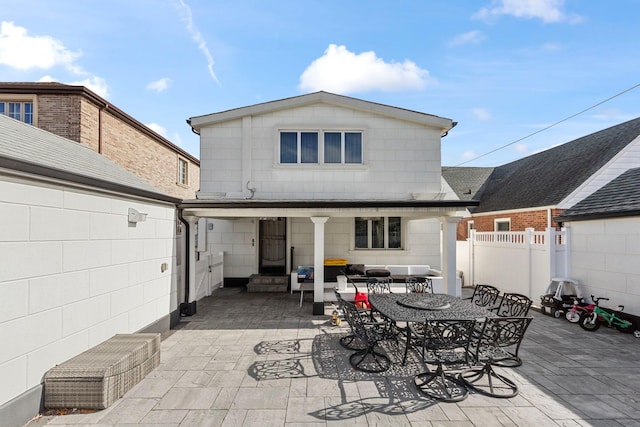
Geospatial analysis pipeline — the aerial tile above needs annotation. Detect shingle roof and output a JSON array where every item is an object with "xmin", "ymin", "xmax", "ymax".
[
  {"xmin": 0, "ymin": 115, "xmax": 176, "ymax": 201},
  {"xmin": 473, "ymin": 117, "xmax": 640, "ymax": 213},
  {"xmin": 442, "ymin": 166, "xmax": 495, "ymax": 201},
  {"xmin": 555, "ymin": 167, "xmax": 640, "ymax": 221}
]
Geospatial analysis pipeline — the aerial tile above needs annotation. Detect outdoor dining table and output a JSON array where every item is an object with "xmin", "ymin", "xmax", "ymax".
[{"xmin": 367, "ymin": 293, "xmax": 494, "ymax": 364}]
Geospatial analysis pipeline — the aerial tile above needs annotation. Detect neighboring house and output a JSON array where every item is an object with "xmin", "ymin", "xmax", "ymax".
[
  {"xmin": 182, "ymin": 91, "xmax": 477, "ymax": 314},
  {"xmin": 0, "ymin": 115, "xmax": 182, "ymax": 427},
  {"xmin": 0, "ymin": 82, "xmax": 200, "ymax": 200},
  {"xmin": 555, "ymin": 167, "xmax": 640, "ymax": 315},
  {"xmin": 444, "ymin": 117, "xmax": 640, "ymax": 240}
]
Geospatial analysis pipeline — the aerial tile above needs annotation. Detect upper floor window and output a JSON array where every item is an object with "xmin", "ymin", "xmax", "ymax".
[
  {"xmin": 280, "ymin": 130, "xmax": 363, "ymax": 164},
  {"xmin": 355, "ymin": 216, "xmax": 402, "ymax": 249},
  {"xmin": 324, "ymin": 132, "xmax": 362, "ymax": 164},
  {"xmin": 0, "ymin": 101, "xmax": 33, "ymax": 125},
  {"xmin": 280, "ymin": 131, "xmax": 318, "ymax": 164},
  {"xmin": 178, "ymin": 158, "xmax": 188, "ymax": 185}
]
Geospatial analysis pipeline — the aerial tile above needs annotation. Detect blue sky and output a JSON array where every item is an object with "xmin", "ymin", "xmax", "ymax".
[{"xmin": 1, "ymin": 0, "xmax": 639, "ymax": 166}]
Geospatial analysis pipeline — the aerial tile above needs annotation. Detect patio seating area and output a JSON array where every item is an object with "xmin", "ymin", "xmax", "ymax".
[{"xmin": 25, "ymin": 286, "xmax": 640, "ymax": 426}]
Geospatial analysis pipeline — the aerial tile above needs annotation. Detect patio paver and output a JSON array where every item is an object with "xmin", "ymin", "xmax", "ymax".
[{"xmin": 24, "ymin": 286, "xmax": 640, "ymax": 426}]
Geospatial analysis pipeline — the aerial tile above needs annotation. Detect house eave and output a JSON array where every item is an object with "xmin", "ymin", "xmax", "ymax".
[
  {"xmin": 179, "ymin": 198, "xmax": 479, "ymax": 218},
  {"xmin": 555, "ymin": 209, "xmax": 640, "ymax": 223},
  {"xmin": 188, "ymin": 91, "xmax": 453, "ymax": 132}
]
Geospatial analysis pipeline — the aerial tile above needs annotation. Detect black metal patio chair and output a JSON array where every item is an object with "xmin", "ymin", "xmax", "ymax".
[
  {"xmin": 335, "ymin": 290, "xmax": 397, "ymax": 373},
  {"xmin": 464, "ymin": 283, "xmax": 501, "ymax": 308},
  {"xmin": 491, "ymin": 292, "xmax": 533, "ymax": 317},
  {"xmin": 460, "ymin": 316, "xmax": 533, "ymax": 398},
  {"xmin": 405, "ymin": 276, "xmax": 434, "ymax": 294},
  {"xmin": 411, "ymin": 319, "xmax": 476, "ymax": 402}
]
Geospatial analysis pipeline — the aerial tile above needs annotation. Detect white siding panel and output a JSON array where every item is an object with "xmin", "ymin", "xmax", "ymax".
[
  {"xmin": 0, "ymin": 280, "xmax": 28, "ymax": 323},
  {"xmin": 29, "ymin": 271, "xmax": 90, "ymax": 314},
  {"xmin": 0, "ymin": 241, "xmax": 63, "ymax": 281},
  {"xmin": 30, "ymin": 206, "xmax": 91, "ymax": 241},
  {"xmin": 0, "ymin": 356, "xmax": 27, "ymax": 406},
  {"xmin": 0, "ymin": 202, "xmax": 29, "ymax": 241}
]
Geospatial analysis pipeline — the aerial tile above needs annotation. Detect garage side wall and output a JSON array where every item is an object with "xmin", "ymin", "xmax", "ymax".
[{"xmin": 0, "ymin": 175, "xmax": 178, "ymax": 420}]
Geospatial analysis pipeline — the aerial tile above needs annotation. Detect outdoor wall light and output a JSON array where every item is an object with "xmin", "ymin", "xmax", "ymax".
[{"xmin": 128, "ymin": 208, "xmax": 148, "ymax": 224}]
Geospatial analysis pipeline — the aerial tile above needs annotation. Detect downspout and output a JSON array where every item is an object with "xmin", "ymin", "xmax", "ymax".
[{"xmin": 177, "ymin": 209, "xmax": 190, "ymax": 311}]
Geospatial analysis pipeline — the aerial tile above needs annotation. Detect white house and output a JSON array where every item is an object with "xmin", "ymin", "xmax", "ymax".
[
  {"xmin": 183, "ymin": 92, "xmax": 476, "ymax": 314},
  {"xmin": 0, "ymin": 115, "xmax": 182, "ymax": 427}
]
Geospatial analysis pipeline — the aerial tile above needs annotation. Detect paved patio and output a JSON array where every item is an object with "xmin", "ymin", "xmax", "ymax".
[{"xmin": 25, "ymin": 286, "xmax": 640, "ymax": 426}]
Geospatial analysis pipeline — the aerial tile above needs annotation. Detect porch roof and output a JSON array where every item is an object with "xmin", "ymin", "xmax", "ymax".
[{"xmin": 179, "ymin": 198, "xmax": 479, "ymax": 218}]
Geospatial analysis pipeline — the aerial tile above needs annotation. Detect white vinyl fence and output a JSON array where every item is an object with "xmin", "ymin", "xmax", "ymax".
[
  {"xmin": 194, "ymin": 251, "xmax": 224, "ymax": 301},
  {"xmin": 457, "ymin": 227, "xmax": 570, "ymax": 301}
]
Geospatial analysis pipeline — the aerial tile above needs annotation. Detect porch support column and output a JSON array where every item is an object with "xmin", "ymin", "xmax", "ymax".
[
  {"xmin": 179, "ymin": 215, "xmax": 198, "ymax": 316},
  {"xmin": 310, "ymin": 216, "xmax": 329, "ymax": 315},
  {"xmin": 440, "ymin": 216, "xmax": 461, "ymax": 296}
]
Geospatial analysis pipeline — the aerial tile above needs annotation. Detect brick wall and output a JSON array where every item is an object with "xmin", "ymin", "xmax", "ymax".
[
  {"xmin": 457, "ymin": 208, "xmax": 566, "ymax": 240},
  {"xmin": 34, "ymin": 92, "xmax": 199, "ymax": 200}
]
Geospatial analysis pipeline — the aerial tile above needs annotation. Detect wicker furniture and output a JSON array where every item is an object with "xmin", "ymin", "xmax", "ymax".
[{"xmin": 44, "ymin": 333, "xmax": 160, "ymax": 409}]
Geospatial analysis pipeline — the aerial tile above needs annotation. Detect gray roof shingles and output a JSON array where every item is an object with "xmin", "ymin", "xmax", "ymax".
[
  {"xmin": 555, "ymin": 167, "xmax": 640, "ymax": 221},
  {"xmin": 0, "ymin": 114, "xmax": 169, "ymax": 197},
  {"xmin": 471, "ymin": 117, "xmax": 640, "ymax": 213}
]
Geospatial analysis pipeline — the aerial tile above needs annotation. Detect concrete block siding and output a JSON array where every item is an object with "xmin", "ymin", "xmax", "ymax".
[
  {"xmin": 0, "ymin": 176, "xmax": 178, "ymax": 408},
  {"xmin": 199, "ymin": 103, "xmax": 442, "ymax": 200}
]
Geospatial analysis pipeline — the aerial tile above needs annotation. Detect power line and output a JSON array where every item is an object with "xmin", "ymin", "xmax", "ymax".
[{"xmin": 454, "ymin": 82, "xmax": 640, "ymax": 166}]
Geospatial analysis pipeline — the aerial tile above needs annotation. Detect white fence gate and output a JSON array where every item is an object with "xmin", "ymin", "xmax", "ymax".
[
  {"xmin": 194, "ymin": 251, "xmax": 225, "ymax": 301},
  {"xmin": 457, "ymin": 227, "xmax": 570, "ymax": 301}
]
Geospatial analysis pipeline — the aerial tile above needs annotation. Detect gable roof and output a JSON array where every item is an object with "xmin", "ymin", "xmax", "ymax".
[
  {"xmin": 442, "ymin": 166, "xmax": 495, "ymax": 201},
  {"xmin": 472, "ymin": 117, "xmax": 640, "ymax": 213},
  {"xmin": 0, "ymin": 115, "xmax": 179, "ymax": 203},
  {"xmin": 188, "ymin": 91, "xmax": 454, "ymax": 132},
  {"xmin": 555, "ymin": 167, "xmax": 640, "ymax": 222}
]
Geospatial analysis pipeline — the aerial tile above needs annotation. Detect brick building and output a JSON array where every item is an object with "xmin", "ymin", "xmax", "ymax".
[
  {"xmin": 0, "ymin": 82, "xmax": 199, "ymax": 199},
  {"xmin": 444, "ymin": 117, "xmax": 640, "ymax": 240}
]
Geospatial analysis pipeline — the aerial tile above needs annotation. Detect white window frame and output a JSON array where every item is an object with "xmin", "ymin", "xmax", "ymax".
[
  {"xmin": 353, "ymin": 216, "xmax": 403, "ymax": 250},
  {"xmin": 279, "ymin": 129, "xmax": 363, "ymax": 165},
  {"xmin": 177, "ymin": 158, "xmax": 188, "ymax": 185},
  {"xmin": 467, "ymin": 220, "xmax": 475, "ymax": 238},
  {"xmin": 0, "ymin": 94, "xmax": 36, "ymax": 125},
  {"xmin": 494, "ymin": 218, "xmax": 511, "ymax": 232}
]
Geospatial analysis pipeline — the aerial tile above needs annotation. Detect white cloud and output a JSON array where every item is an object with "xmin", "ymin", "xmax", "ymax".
[
  {"xmin": 299, "ymin": 44, "xmax": 433, "ymax": 94},
  {"xmin": 472, "ymin": 108, "xmax": 492, "ymax": 121},
  {"xmin": 0, "ymin": 21, "xmax": 80, "ymax": 69},
  {"xmin": 147, "ymin": 77, "xmax": 172, "ymax": 92},
  {"xmin": 176, "ymin": 0, "xmax": 219, "ymax": 84},
  {"xmin": 146, "ymin": 123, "xmax": 168, "ymax": 137},
  {"xmin": 514, "ymin": 142, "xmax": 528, "ymax": 153},
  {"xmin": 0, "ymin": 21, "xmax": 109, "ymax": 97},
  {"xmin": 461, "ymin": 150, "xmax": 478, "ymax": 160},
  {"xmin": 473, "ymin": 0, "xmax": 583, "ymax": 24},
  {"xmin": 448, "ymin": 30, "xmax": 486, "ymax": 47}
]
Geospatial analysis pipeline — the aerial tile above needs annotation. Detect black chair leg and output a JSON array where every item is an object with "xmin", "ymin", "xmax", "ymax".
[
  {"xmin": 339, "ymin": 334, "xmax": 366, "ymax": 350},
  {"xmin": 349, "ymin": 346, "xmax": 391, "ymax": 373},
  {"xmin": 459, "ymin": 362, "xmax": 518, "ymax": 398},
  {"xmin": 414, "ymin": 363, "xmax": 469, "ymax": 402}
]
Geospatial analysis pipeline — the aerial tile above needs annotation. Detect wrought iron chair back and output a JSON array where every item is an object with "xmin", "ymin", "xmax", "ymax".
[
  {"xmin": 366, "ymin": 277, "xmax": 392, "ymax": 294},
  {"xmin": 467, "ymin": 284, "xmax": 501, "ymax": 308},
  {"xmin": 460, "ymin": 316, "xmax": 533, "ymax": 398},
  {"xmin": 493, "ymin": 292, "xmax": 533, "ymax": 317},
  {"xmin": 405, "ymin": 276, "xmax": 434, "ymax": 294},
  {"xmin": 412, "ymin": 319, "xmax": 476, "ymax": 402},
  {"xmin": 471, "ymin": 316, "xmax": 533, "ymax": 367},
  {"xmin": 334, "ymin": 289, "xmax": 394, "ymax": 373}
]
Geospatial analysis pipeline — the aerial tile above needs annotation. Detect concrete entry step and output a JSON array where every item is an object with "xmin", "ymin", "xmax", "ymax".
[{"xmin": 246, "ymin": 274, "xmax": 289, "ymax": 292}]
